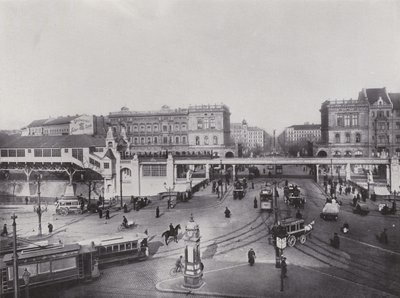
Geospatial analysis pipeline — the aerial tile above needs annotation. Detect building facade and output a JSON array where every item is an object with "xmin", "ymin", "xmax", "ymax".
[
  {"xmin": 22, "ymin": 115, "xmax": 107, "ymax": 137},
  {"xmin": 285, "ymin": 124, "xmax": 321, "ymax": 144},
  {"xmin": 231, "ymin": 120, "xmax": 269, "ymax": 151},
  {"xmin": 108, "ymin": 104, "xmax": 234, "ymax": 157},
  {"xmin": 317, "ymin": 88, "xmax": 400, "ymax": 158}
]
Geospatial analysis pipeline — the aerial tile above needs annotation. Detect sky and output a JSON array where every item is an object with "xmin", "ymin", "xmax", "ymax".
[{"xmin": 1, "ymin": 0, "xmax": 400, "ymax": 134}]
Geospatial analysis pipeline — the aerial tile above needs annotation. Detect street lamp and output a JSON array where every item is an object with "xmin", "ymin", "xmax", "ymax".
[
  {"xmin": 11, "ymin": 213, "xmax": 19, "ymax": 298},
  {"xmin": 164, "ymin": 182, "xmax": 175, "ymax": 209},
  {"xmin": 33, "ymin": 174, "xmax": 47, "ymax": 236},
  {"xmin": 120, "ymin": 169, "xmax": 124, "ymax": 209}
]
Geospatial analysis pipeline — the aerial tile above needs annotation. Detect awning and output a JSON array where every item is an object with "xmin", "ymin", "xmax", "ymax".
[{"xmin": 374, "ymin": 186, "xmax": 391, "ymax": 196}]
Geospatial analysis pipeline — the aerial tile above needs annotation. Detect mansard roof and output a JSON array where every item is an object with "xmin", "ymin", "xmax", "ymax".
[
  {"xmin": 0, "ymin": 135, "xmax": 105, "ymax": 149},
  {"xmin": 389, "ymin": 93, "xmax": 400, "ymax": 110},
  {"xmin": 359, "ymin": 88, "xmax": 392, "ymax": 105}
]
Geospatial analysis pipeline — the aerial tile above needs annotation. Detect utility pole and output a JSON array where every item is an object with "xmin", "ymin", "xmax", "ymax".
[
  {"xmin": 120, "ymin": 169, "xmax": 123, "ymax": 209},
  {"xmin": 34, "ymin": 175, "xmax": 47, "ymax": 236},
  {"xmin": 12, "ymin": 213, "xmax": 19, "ymax": 298},
  {"xmin": 272, "ymin": 180, "xmax": 281, "ymax": 268}
]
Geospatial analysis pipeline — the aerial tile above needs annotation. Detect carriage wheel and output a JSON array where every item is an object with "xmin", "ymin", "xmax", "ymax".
[
  {"xmin": 76, "ymin": 209, "xmax": 83, "ymax": 215},
  {"xmin": 287, "ymin": 235, "xmax": 296, "ymax": 247},
  {"xmin": 299, "ymin": 234, "xmax": 307, "ymax": 244},
  {"xmin": 59, "ymin": 208, "xmax": 68, "ymax": 216}
]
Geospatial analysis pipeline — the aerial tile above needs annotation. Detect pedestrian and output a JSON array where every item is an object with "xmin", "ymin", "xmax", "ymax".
[
  {"xmin": 105, "ymin": 209, "xmax": 110, "ymax": 220},
  {"xmin": 98, "ymin": 208, "xmax": 103, "ymax": 219},
  {"xmin": 378, "ymin": 228, "xmax": 388, "ymax": 244},
  {"xmin": 391, "ymin": 199, "xmax": 396, "ymax": 214},
  {"xmin": 330, "ymin": 233, "xmax": 340, "ymax": 249},
  {"xmin": 1, "ymin": 224, "xmax": 8, "ymax": 236},
  {"xmin": 156, "ymin": 206, "xmax": 160, "ymax": 218},
  {"xmin": 25, "ymin": 196, "xmax": 29, "ymax": 205},
  {"xmin": 47, "ymin": 223, "xmax": 53, "ymax": 233},
  {"xmin": 22, "ymin": 267, "xmax": 31, "ymax": 297},
  {"xmin": 281, "ymin": 257, "xmax": 287, "ymax": 278},
  {"xmin": 339, "ymin": 186, "xmax": 342, "ymax": 195},
  {"xmin": 123, "ymin": 203, "xmax": 128, "ymax": 213},
  {"xmin": 167, "ymin": 198, "xmax": 171, "ymax": 210},
  {"xmin": 352, "ymin": 196, "xmax": 358, "ymax": 207},
  {"xmin": 254, "ymin": 197, "xmax": 258, "ymax": 208},
  {"xmin": 216, "ymin": 186, "xmax": 220, "ymax": 198}
]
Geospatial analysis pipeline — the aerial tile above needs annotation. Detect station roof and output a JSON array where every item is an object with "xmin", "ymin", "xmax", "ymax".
[{"xmin": 0, "ymin": 135, "xmax": 106, "ymax": 148}]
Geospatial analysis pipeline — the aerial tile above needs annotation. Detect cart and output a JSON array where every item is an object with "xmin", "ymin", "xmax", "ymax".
[
  {"xmin": 353, "ymin": 202, "xmax": 369, "ymax": 215},
  {"xmin": 320, "ymin": 202, "xmax": 340, "ymax": 221}
]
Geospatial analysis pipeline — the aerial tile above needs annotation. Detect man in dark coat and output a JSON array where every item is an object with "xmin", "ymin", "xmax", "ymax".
[
  {"xmin": 281, "ymin": 257, "xmax": 287, "ymax": 278},
  {"xmin": 156, "ymin": 206, "xmax": 160, "ymax": 218},
  {"xmin": 98, "ymin": 208, "xmax": 103, "ymax": 219},
  {"xmin": 105, "ymin": 209, "xmax": 110, "ymax": 220},
  {"xmin": 254, "ymin": 197, "xmax": 258, "ymax": 208},
  {"xmin": 169, "ymin": 223, "xmax": 174, "ymax": 235},
  {"xmin": 330, "ymin": 233, "xmax": 340, "ymax": 249},
  {"xmin": 48, "ymin": 223, "xmax": 53, "ymax": 233}
]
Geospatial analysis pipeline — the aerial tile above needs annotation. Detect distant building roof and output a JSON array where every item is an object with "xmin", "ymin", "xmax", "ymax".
[
  {"xmin": 288, "ymin": 124, "xmax": 321, "ymax": 130},
  {"xmin": 359, "ymin": 88, "xmax": 391, "ymax": 105},
  {"xmin": 43, "ymin": 115, "xmax": 80, "ymax": 126},
  {"xmin": 0, "ymin": 135, "xmax": 106, "ymax": 149},
  {"xmin": 27, "ymin": 119, "xmax": 50, "ymax": 128},
  {"xmin": 389, "ymin": 93, "xmax": 400, "ymax": 110}
]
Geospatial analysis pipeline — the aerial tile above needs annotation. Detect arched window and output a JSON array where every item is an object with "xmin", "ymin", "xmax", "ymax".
[
  {"xmin": 140, "ymin": 137, "xmax": 145, "ymax": 144},
  {"xmin": 175, "ymin": 136, "xmax": 180, "ymax": 144},
  {"xmin": 213, "ymin": 136, "xmax": 218, "ymax": 145},
  {"xmin": 195, "ymin": 136, "xmax": 200, "ymax": 145},
  {"xmin": 355, "ymin": 133, "xmax": 361, "ymax": 143},
  {"xmin": 346, "ymin": 133, "xmax": 350, "ymax": 143},
  {"xmin": 335, "ymin": 133, "xmax": 340, "ymax": 143},
  {"xmin": 204, "ymin": 136, "xmax": 209, "ymax": 145}
]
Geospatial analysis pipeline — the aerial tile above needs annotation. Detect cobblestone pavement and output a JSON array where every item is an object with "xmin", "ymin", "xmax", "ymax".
[{"xmin": 3, "ymin": 167, "xmax": 400, "ymax": 297}]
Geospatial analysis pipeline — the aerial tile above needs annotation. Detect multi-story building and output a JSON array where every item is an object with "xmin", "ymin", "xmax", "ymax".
[
  {"xmin": 317, "ymin": 87, "xmax": 400, "ymax": 158},
  {"xmin": 231, "ymin": 120, "xmax": 269, "ymax": 151},
  {"xmin": 278, "ymin": 123, "xmax": 321, "ymax": 156},
  {"xmin": 22, "ymin": 115, "xmax": 108, "ymax": 137},
  {"xmin": 284, "ymin": 124, "xmax": 321, "ymax": 144},
  {"xmin": 108, "ymin": 104, "xmax": 234, "ymax": 157}
]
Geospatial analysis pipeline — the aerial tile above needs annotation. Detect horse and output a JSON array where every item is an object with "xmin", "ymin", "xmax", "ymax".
[{"xmin": 161, "ymin": 224, "xmax": 181, "ymax": 245}]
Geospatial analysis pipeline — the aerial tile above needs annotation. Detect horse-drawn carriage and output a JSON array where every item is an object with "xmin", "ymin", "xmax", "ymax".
[
  {"xmin": 285, "ymin": 194, "xmax": 306, "ymax": 209},
  {"xmin": 279, "ymin": 218, "xmax": 314, "ymax": 247},
  {"xmin": 353, "ymin": 202, "xmax": 369, "ymax": 215},
  {"xmin": 320, "ymin": 201, "xmax": 340, "ymax": 220}
]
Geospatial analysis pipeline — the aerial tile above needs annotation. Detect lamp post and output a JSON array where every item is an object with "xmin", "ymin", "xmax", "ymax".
[
  {"xmin": 33, "ymin": 174, "xmax": 47, "ymax": 236},
  {"xmin": 11, "ymin": 213, "xmax": 19, "ymax": 298},
  {"xmin": 120, "ymin": 169, "xmax": 123, "ymax": 209},
  {"xmin": 164, "ymin": 182, "xmax": 175, "ymax": 209}
]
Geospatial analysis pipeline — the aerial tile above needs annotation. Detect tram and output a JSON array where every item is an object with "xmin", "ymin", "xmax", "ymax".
[
  {"xmin": 0, "ymin": 234, "xmax": 148, "ymax": 296},
  {"xmin": 260, "ymin": 187, "xmax": 273, "ymax": 211}
]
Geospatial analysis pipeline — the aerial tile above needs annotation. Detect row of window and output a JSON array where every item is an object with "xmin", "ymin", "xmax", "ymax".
[
  {"xmin": 371, "ymin": 110, "xmax": 391, "ymax": 118},
  {"xmin": 333, "ymin": 150, "xmax": 363, "ymax": 157},
  {"xmin": 8, "ymin": 257, "xmax": 77, "ymax": 280},
  {"xmin": 197, "ymin": 118, "xmax": 216, "ymax": 130},
  {"xmin": 195, "ymin": 136, "xmax": 219, "ymax": 145},
  {"xmin": 121, "ymin": 123, "xmax": 188, "ymax": 133},
  {"xmin": 131, "ymin": 135, "xmax": 187, "ymax": 145},
  {"xmin": 334, "ymin": 132, "xmax": 362, "ymax": 143},
  {"xmin": 97, "ymin": 241, "xmax": 138, "ymax": 254},
  {"xmin": 142, "ymin": 165, "xmax": 167, "ymax": 177},
  {"xmin": 336, "ymin": 114, "xmax": 359, "ymax": 127}
]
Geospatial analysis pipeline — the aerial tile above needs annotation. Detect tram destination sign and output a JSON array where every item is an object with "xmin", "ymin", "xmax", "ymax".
[{"xmin": 276, "ymin": 237, "xmax": 287, "ymax": 249}]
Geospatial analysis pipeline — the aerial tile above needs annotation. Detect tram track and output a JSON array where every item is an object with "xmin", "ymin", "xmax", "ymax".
[{"xmin": 294, "ymin": 237, "xmax": 400, "ymax": 296}]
